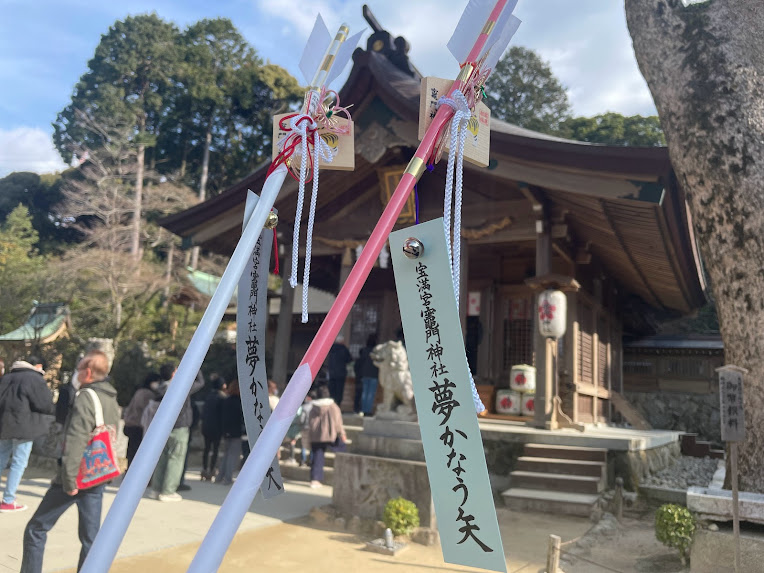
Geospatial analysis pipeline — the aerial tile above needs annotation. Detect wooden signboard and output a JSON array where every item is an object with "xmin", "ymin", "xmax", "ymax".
[
  {"xmin": 717, "ymin": 364, "xmax": 746, "ymax": 573},
  {"xmin": 271, "ymin": 114, "xmax": 354, "ymax": 171},
  {"xmin": 718, "ymin": 365, "xmax": 745, "ymax": 442},
  {"xmin": 418, "ymin": 77, "xmax": 490, "ymax": 168}
]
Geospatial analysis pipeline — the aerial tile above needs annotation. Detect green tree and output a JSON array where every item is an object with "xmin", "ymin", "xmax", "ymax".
[
  {"xmin": 157, "ymin": 20, "xmax": 302, "ymax": 199},
  {"xmin": 561, "ymin": 112, "xmax": 666, "ymax": 146},
  {"xmin": 53, "ymin": 14, "xmax": 181, "ymax": 260},
  {"xmin": 486, "ymin": 46, "xmax": 571, "ymax": 135},
  {"xmin": 0, "ymin": 205, "xmax": 45, "ymax": 332},
  {"xmin": 55, "ymin": 112, "xmax": 195, "ymax": 340},
  {"xmin": 0, "ymin": 172, "xmax": 79, "ymax": 252}
]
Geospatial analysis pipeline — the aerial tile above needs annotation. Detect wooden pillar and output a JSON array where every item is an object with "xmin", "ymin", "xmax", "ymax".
[
  {"xmin": 533, "ymin": 219, "xmax": 552, "ymax": 429},
  {"xmin": 379, "ymin": 289, "xmax": 399, "ymax": 342},
  {"xmin": 272, "ymin": 245, "xmax": 294, "ymax": 388},
  {"xmin": 566, "ymin": 291, "xmax": 579, "ymax": 424},
  {"xmin": 592, "ymin": 310, "xmax": 600, "ymax": 424},
  {"xmin": 478, "ymin": 284, "xmax": 495, "ymax": 381},
  {"xmin": 338, "ymin": 247, "xmax": 354, "ymax": 343}
]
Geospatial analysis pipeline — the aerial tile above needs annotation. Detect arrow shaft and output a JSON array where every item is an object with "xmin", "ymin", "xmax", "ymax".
[{"xmin": 188, "ymin": 3, "xmax": 511, "ymax": 571}]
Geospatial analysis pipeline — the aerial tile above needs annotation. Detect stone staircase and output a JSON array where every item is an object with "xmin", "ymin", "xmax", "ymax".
[
  {"xmin": 277, "ymin": 414, "xmax": 364, "ymax": 486},
  {"xmin": 502, "ymin": 443, "xmax": 607, "ymax": 517},
  {"xmin": 680, "ymin": 433, "xmax": 724, "ymax": 460}
]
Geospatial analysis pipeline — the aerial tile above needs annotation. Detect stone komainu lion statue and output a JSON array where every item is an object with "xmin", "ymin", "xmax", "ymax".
[{"xmin": 370, "ymin": 340, "xmax": 416, "ymax": 419}]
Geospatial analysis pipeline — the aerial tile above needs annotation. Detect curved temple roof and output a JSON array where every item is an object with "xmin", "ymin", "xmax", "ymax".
[{"xmin": 161, "ymin": 14, "xmax": 706, "ymax": 316}]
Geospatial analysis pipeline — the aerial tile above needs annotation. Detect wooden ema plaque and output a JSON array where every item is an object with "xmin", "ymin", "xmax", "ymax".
[
  {"xmin": 418, "ymin": 76, "xmax": 490, "ymax": 168},
  {"xmin": 271, "ymin": 113, "xmax": 354, "ymax": 171}
]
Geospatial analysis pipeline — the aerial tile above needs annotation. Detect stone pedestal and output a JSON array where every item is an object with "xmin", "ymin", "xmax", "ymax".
[
  {"xmin": 352, "ymin": 419, "xmax": 425, "ymax": 462},
  {"xmin": 332, "ymin": 417, "xmax": 435, "ymax": 528}
]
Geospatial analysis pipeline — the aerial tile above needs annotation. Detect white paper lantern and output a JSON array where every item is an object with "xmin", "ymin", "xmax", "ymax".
[{"xmin": 538, "ymin": 289, "xmax": 567, "ymax": 339}]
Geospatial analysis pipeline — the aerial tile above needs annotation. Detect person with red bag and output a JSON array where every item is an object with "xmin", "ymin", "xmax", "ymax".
[{"xmin": 21, "ymin": 350, "xmax": 119, "ymax": 573}]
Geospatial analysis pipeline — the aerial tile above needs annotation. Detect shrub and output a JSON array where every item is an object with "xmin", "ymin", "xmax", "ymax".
[
  {"xmin": 655, "ymin": 503, "xmax": 696, "ymax": 565},
  {"xmin": 383, "ymin": 497, "xmax": 420, "ymax": 536}
]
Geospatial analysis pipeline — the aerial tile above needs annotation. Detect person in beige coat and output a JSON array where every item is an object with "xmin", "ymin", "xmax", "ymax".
[{"xmin": 308, "ymin": 385, "xmax": 346, "ymax": 488}]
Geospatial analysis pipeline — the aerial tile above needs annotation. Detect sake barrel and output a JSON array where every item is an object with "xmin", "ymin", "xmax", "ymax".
[
  {"xmin": 510, "ymin": 364, "xmax": 536, "ymax": 393},
  {"xmin": 522, "ymin": 394, "xmax": 535, "ymax": 417},
  {"xmin": 495, "ymin": 389, "xmax": 521, "ymax": 415}
]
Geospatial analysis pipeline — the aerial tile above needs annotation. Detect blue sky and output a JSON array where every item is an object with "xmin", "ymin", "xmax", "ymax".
[{"xmin": 0, "ymin": 0, "xmax": 657, "ymax": 176}]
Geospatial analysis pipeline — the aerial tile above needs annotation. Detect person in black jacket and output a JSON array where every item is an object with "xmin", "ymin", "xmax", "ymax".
[
  {"xmin": 0, "ymin": 356, "xmax": 55, "ymax": 513},
  {"xmin": 326, "ymin": 335, "xmax": 352, "ymax": 406},
  {"xmin": 357, "ymin": 334, "xmax": 380, "ymax": 416},
  {"xmin": 216, "ymin": 380, "xmax": 244, "ymax": 485},
  {"xmin": 200, "ymin": 375, "xmax": 226, "ymax": 481}
]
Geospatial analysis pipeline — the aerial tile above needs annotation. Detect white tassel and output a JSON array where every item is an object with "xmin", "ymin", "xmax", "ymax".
[
  {"xmin": 300, "ymin": 132, "xmax": 335, "ymax": 323},
  {"xmin": 437, "ymin": 90, "xmax": 485, "ymax": 414},
  {"xmin": 289, "ymin": 114, "xmax": 317, "ymax": 292}
]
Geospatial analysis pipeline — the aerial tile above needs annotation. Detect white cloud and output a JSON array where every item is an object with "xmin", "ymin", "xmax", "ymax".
[{"xmin": 0, "ymin": 127, "xmax": 67, "ymax": 177}]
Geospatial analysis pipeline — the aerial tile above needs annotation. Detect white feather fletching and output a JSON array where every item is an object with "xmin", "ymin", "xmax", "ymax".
[
  {"xmin": 299, "ymin": 14, "xmax": 331, "ymax": 85},
  {"xmin": 326, "ymin": 29, "xmax": 365, "ymax": 87},
  {"xmin": 483, "ymin": 14, "xmax": 521, "ymax": 72},
  {"xmin": 447, "ymin": 0, "xmax": 519, "ymax": 64}
]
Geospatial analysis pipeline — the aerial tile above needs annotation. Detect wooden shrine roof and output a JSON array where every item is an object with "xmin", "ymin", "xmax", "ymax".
[{"xmin": 161, "ymin": 23, "xmax": 706, "ymax": 316}]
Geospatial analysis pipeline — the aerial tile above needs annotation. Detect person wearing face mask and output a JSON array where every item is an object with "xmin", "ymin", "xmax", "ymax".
[{"xmin": 121, "ymin": 371, "xmax": 162, "ymax": 468}]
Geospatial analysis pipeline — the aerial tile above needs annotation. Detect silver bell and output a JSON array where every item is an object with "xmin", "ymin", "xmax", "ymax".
[{"xmin": 402, "ymin": 237, "xmax": 424, "ymax": 259}]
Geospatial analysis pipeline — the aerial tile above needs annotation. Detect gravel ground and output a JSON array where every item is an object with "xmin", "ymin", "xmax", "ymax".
[{"xmin": 643, "ymin": 456, "xmax": 719, "ymax": 489}]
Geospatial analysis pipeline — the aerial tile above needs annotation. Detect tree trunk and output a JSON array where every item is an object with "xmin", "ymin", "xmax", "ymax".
[
  {"xmin": 132, "ymin": 118, "xmax": 146, "ymax": 260},
  {"xmin": 180, "ymin": 139, "xmax": 189, "ymax": 178},
  {"xmin": 189, "ymin": 116, "xmax": 213, "ymax": 271},
  {"xmin": 626, "ymin": 0, "xmax": 764, "ymax": 492},
  {"xmin": 163, "ymin": 241, "xmax": 175, "ymax": 308}
]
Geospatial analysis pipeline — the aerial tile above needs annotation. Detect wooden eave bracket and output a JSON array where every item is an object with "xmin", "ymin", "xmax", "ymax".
[{"xmin": 525, "ymin": 274, "xmax": 580, "ymax": 293}]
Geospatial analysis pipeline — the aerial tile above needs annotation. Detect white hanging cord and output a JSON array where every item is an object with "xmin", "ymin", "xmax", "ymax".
[
  {"xmin": 300, "ymin": 131, "xmax": 335, "ymax": 323},
  {"xmin": 289, "ymin": 114, "xmax": 317, "ymax": 291},
  {"xmin": 437, "ymin": 90, "xmax": 485, "ymax": 414}
]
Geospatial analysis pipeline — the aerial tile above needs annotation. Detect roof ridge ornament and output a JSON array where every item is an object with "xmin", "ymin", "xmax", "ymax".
[{"xmin": 362, "ymin": 4, "xmax": 419, "ymax": 77}]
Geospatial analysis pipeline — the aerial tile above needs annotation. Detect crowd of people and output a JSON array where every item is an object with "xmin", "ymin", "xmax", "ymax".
[{"xmin": 0, "ymin": 332, "xmax": 381, "ymax": 571}]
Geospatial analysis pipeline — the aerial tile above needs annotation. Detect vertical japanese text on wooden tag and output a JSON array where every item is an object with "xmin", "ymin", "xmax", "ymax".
[
  {"xmin": 237, "ymin": 191, "xmax": 283, "ymax": 499},
  {"xmin": 717, "ymin": 365, "xmax": 746, "ymax": 443},
  {"xmin": 271, "ymin": 113, "xmax": 354, "ymax": 171},
  {"xmin": 418, "ymin": 77, "xmax": 491, "ymax": 168},
  {"xmin": 390, "ymin": 219, "xmax": 507, "ymax": 573}
]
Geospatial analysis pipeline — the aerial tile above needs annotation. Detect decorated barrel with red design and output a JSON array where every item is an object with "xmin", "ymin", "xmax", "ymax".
[
  {"xmin": 538, "ymin": 289, "xmax": 567, "ymax": 339},
  {"xmin": 521, "ymin": 394, "xmax": 535, "ymax": 417},
  {"xmin": 510, "ymin": 364, "xmax": 536, "ymax": 393},
  {"xmin": 495, "ymin": 389, "xmax": 521, "ymax": 415}
]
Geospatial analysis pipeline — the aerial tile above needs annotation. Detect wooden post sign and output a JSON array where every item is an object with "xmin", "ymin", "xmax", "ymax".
[
  {"xmin": 718, "ymin": 365, "xmax": 746, "ymax": 443},
  {"xmin": 717, "ymin": 364, "xmax": 746, "ymax": 573}
]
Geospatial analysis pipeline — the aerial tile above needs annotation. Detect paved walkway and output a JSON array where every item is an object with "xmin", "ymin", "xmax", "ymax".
[
  {"xmin": 0, "ymin": 468, "xmax": 331, "ymax": 572},
  {"xmin": 1, "ymin": 466, "xmax": 591, "ymax": 573}
]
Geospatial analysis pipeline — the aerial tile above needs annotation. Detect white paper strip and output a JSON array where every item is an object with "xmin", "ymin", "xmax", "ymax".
[
  {"xmin": 237, "ymin": 191, "xmax": 283, "ymax": 499},
  {"xmin": 299, "ymin": 14, "xmax": 331, "ymax": 84}
]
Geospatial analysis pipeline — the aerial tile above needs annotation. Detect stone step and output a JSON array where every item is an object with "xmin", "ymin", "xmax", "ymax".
[
  {"xmin": 516, "ymin": 456, "xmax": 606, "ymax": 479},
  {"xmin": 502, "ymin": 487, "xmax": 599, "ymax": 517},
  {"xmin": 344, "ymin": 425, "xmax": 363, "ymax": 444},
  {"xmin": 523, "ymin": 443, "xmax": 608, "ymax": 463},
  {"xmin": 279, "ymin": 461, "xmax": 334, "ymax": 485},
  {"xmin": 279, "ymin": 448, "xmax": 339, "ymax": 468},
  {"xmin": 510, "ymin": 470, "xmax": 604, "ymax": 495}
]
